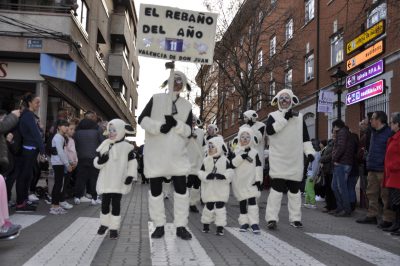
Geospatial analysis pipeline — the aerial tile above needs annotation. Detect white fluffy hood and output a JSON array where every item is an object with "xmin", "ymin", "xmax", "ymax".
[{"xmin": 271, "ymin": 89, "xmax": 300, "ymax": 111}]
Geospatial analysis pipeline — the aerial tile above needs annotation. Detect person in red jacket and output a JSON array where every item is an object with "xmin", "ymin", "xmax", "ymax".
[{"xmin": 383, "ymin": 112, "xmax": 400, "ymax": 235}]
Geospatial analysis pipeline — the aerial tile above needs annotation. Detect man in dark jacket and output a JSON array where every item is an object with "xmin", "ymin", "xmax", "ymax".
[
  {"xmin": 357, "ymin": 111, "xmax": 394, "ymax": 228},
  {"xmin": 320, "ymin": 139, "xmax": 336, "ymax": 212},
  {"xmin": 73, "ymin": 117, "xmax": 104, "ymax": 205},
  {"xmin": 331, "ymin": 119, "xmax": 354, "ymax": 216}
]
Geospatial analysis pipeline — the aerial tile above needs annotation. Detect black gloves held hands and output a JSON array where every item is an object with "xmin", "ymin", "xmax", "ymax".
[
  {"xmin": 241, "ymin": 153, "xmax": 248, "ymax": 160},
  {"xmin": 253, "ymin": 181, "xmax": 262, "ymax": 191},
  {"xmin": 160, "ymin": 115, "xmax": 177, "ymax": 134},
  {"xmin": 97, "ymin": 153, "xmax": 109, "ymax": 165},
  {"xmin": 206, "ymin": 173, "xmax": 215, "ymax": 180},
  {"xmin": 125, "ymin": 176, "xmax": 134, "ymax": 185},
  {"xmin": 284, "ymin": 109, "xmax": 293, "ymax": 120},
  {"xmin": 307, "ymin": 154, "xmax": 315, "ymax": 162},
  {"xmin": 206, "ymin": 173, "xmax": 225, "ymax": 180}
]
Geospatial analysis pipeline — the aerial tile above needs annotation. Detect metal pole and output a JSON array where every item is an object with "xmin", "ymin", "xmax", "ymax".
[{"xmin": 337, "ymin": 89, "xmax": 342, "ymax": 120}]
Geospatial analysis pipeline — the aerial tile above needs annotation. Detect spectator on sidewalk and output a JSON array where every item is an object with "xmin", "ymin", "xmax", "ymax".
[
  {"xmin": 382, "ymin": 112, "xmax": 400, "ymax": 235},
  {"xmin": 319, "ymin": 139, "xmax": 336, "ymax": 213},
  {"xmin": 348, "ymin": 132, "xmax": 360, "ymax": 212},
  {"xmin": 331, "ymin": 119, "xmax": 354, "ymax": 217},
  {"xmin": 358, "ymin": 118, "xmax": 370, "ymax": 208},
  {"xmin": 304, "ymin": 139, "xmax": 321, "ymax": 209},
  {"xmin": 0, "ymin": 174, "xmax": 21, "ymax": 239},
  {"xmin": 357, "ymin": 111, "xmax": 394, "ymax": 229},
  {"xmin": 73, "ymin": 113, "xmax": 104, "ymax": 205},
  {"xmin": 16, "ymin": 94, "xmax": 44, "ymax": 212},
  {"xmin": 62, "ymin": 119, "xmax": 79, "ymax": 204}
]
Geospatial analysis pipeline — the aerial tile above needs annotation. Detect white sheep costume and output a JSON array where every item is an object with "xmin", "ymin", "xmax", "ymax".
[
  {"xmin": 198, "ymin": 136, "xmax": 233, "ymax": 231},
  {"xmin": 241, "ymin": 110, "xmax": 266, "ymax": 168},
  {"xmin": 93, "ymin": 119, "xmax": 137, "ymax": 237},
  {"xmin": 265, "ymin": 89, "xmax": 315, "ymax": 228}
]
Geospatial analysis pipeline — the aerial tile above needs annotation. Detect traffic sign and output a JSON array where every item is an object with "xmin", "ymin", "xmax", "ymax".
[
  {"xmin": 346, "ymin": 79, "xmax": 384, "ymax": 106},
  {"xmin": 346, "ymin": 20, "xmax": 385, "ymax": 55},
  {"xmin": 346, "ymin": 59, "xmax": 384, "ymax": 89},
  {"xmin": 346, "ymin": 40, "xmax": 383, "ymax": 71}
]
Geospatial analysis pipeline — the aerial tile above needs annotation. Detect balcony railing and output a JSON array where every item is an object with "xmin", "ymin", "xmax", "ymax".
[{"xmin": 0, "ymin": 0, "xmax": 76, "ymax": 14}]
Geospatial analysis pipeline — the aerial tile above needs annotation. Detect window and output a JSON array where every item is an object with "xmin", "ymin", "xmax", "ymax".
[
  {"xmin": 123, "ymin": 45, "xmax": 129, "ymax": 65},
  {"xmin": 238, "ymin": 98, "xmax": 242, "ymax": 117},
  {"xmin": 240, "ymin": 36, "xmax": 244, "ymax": 47},
  {"xmin": 129, "ymin": 97, "xmax": 133, "ymax": 112},
  {"xmin": 248, "ymin": 26, "xmax": 252, "ymax": 37},
  {"xmin": 76, "ymin": 0, "xmax": 89, "ymax": 32},
  {"xmin": 269, "ymin": 81, "xmax": 276, "ymax": 101},
  {"xmin": 285, "ymin": 18, "xmax": 293, "ymax": 41},
  {"xmin": 248, "ymin": 63, "xmax": 252, "ymax": 73},
  {"xmin": 270, "ymin": 36, "xmax": 276, "ymax": 57},
  {"xmin": 258, "ymin": 50, "xmax": 263, "ymax": 67},
  {"xmin": 305, "ymin": 53, "xmax": 314, "ymax": 82},
  {"xmin": 367, "ymin": 2, "xmax": 387, "ymax": 28},
  {"xmin": 225, "ymin": 115, "xmax": 229, "ymax": 129},
  {"xmin": 305, "ymin": 0, "xmax": 314, "ymax": 24},
  {"xmin": 121, "ymin": 83, "xmax": 127, "ymax": 104},
  {"xmin": 231, "ymin": 105, "xmax": 236, "ymax": 125},
  {"xmin": 258, "ymin": 11, "xmax": 264, "ymax": 23},
  {"xmin": 330, "ymin": 32, "xmax": 343, "ymax": 66},
  {"xmin": 125, "ymin": 9, "xmax": 131, "ymax": 29},
  {"xmin": 285, "ymin": 68, "xmax": 292, "ymax": 89},
  {"xmin": 256, "ymin": 85, "xmax": 262, "ymax": 111},
  {"xmin": 271, "ymin": 0, "xmax": 277, "ymax": 5},
  {"xmin": 247, "ymin": 98, "xmax": 252, "ymax": 110}
]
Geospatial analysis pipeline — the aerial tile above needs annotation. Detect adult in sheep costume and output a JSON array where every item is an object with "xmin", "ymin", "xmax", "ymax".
[
  {"xmin": 198, "ymin": 136, "xmax": 233, "ymax": 236},
  {"xmin": 138, "ymin": 70, "xmax": 193, "ymax": 240},
  {"xmin": 187, "ymin": 115, "xmax": 205, "ymax": 213},
  {"xmin": 231, "ymin": 127, "xmax": 263, "ymax": 234},
  {"xmin": 265, "ymin": 89, "xmax": 315, "ymax": 229},
  {"xmin": 94, "ymin": 119, "xmax": 137, "ymax": 239},
  {"xmin": 241, "ymin": 110, "xmax": 266, "ymax": 168}
]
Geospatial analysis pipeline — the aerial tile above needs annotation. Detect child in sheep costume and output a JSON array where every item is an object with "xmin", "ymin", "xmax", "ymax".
[
  {"xmin": 138, "ymin": 70, "xmax": 193, "ymax": 240},
  {"xmin": 198, "ymin": 136, "xmax": 233, "ymax": 236},
  {"xmin": 187, "ymin": 115, "xmax": 205, "ymax": 213},
  {"xmin": 242, "ymin": 110, "xmax": 266, "ymax": 168},
  {"xmin": 231, "ymin": 127, "xmax": 263, "ymax": 234},
  {"xmin": 94, "ymin": 119, "xmax": 137, "ymax": 239},
  {"xmin": 265, "ymin": 89, "xmax": 315, "ymax": 229}
]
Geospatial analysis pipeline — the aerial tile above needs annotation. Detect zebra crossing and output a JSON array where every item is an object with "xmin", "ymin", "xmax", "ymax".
[{"xmin": 4, "ymin": 211, "xmax": 400, "ymax": 266}]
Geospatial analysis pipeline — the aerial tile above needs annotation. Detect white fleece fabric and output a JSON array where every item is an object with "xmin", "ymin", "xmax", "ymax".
[
  {"xmin": 94, "ymin": 140, "xmax": 137, "ymax": 195},
  {"xmin": 288, "ymin": 191, "xmax": 302, "ymax": 222},
  {"xmin": 100, "ymin": 213, "xmax": 110, "ymax": 227},
  {"xmin": 268, "ymin": 111, "xmax": 314, "ymax": 182},
  {"xmin": 140, "ymin": 93, "xmax": 192, "ymax": 178},
  {"xmin": 109, "ymin": 215, "xmax": 121, "ymax": 230},
  {"xmin": 231, "ymin": 128, "xmax": 263, "ymax": 202},
  {"xmin": 238, "ymin": 214, "xmax": 249, "ymax": 226},
  {"xmin": 240, "ymin": 121, "xmax": 266, "ymax": 168},
  {"xmin": 189, "ymin": 188, "xmax": 201, "ymax": 206},
  {"xmin": 188, "ymin": 127, "xmax": 205, "ymax": 175},
  {"xmin": 201, "ymin": 207, "xmax": 215, "ymax": 224},
  {"xmin": 215, "ymin": 207, "xmax": 227, "ymax": 227},
  {"xmin": 148, "ymin": 192, "xmax": 166, "ymax": 227},
  {"xmin": 247, "ymin": 205, "xmax": 260, "ymax": 225},
  {"xmin": 265, "ymin": 188, "xmax": 283, "ymax": 222},
  {"xmin": 174, "ymin": 192, "xmax": 190, "ymax": 227}
]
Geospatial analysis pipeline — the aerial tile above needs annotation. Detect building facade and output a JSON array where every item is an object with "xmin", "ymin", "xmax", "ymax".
[
  {"xmin": 0, "ymin": 0, "xmax": 139, "ymax": 131},
  {"xmin": 198, "ymin": 0, "xmax": 399, "ymax": 143}
]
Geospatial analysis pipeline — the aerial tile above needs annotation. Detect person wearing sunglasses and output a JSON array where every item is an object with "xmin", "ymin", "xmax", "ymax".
[
  {"xmin": 265, "ymin": 89, "xmax": 315, "ymax": 230},
  {"xmin": 138, "ymin": 70, "xmax": 193, "ymax": 240}
]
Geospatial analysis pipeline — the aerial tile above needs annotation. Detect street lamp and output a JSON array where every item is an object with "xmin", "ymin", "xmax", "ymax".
[{"xmin": 330, "ymin": 66, "xmax": 347, "ymax": 120}]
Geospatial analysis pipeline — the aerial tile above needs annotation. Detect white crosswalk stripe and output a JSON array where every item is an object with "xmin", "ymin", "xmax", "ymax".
[
  {"xmin": 307, "ymin": 233, "xmax": 400, "ymax": 266},
  {"xmin": 22, "ymin": 217, "xmax": 105, "ymax": 266},
  {"xmin": 225, "ymin": 227, "xmax": 326, "ymax": 266},
  {"xmin": 9, "ymin": 214, "xmax": 45, "ymax": 229},
  {"xmin": 149, "ymin": 222, "xmax": 214, "ymax": 266}
]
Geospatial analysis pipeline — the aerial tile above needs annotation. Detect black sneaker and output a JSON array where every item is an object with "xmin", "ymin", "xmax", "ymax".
[
  {"xmin": 391, "ymin": 231, "xmax": 400, "ymax": 236},
  {"xmin": 334, "ymin": 211, "xmax": 351, "ymax": 217},
  {"xmin": 239, "ymin": 224, "xmax": 249, "ymax": 232},
  {"xmin": 97, "ymin": 225, "xmax": 108, "ymax": 235},
  {"xmin": 266, "ymin": 221, "xmax": 277, "ymax": 230},
  {"xmin": 176, "ymin": 227, "xmax": 192, "ymax": 240},
  {"xmin": 189, "ymin": 205, "xmax": 199, "ymax": 213},
  {"xmin": 109, "ymin": 230, "xmax": 118, "ymax": 239},
  {"xmin": 377, "ymin": 221, "xmax": 392, "ymax": 229},
  {"xmin": 290, "ymin": 221, "xmax": 303, "ymax": 228},
  {"xmin": 202, "ymin": 224, "xmax": 210, "ymax": 233},
  {"xmin": 216, "ymin": 226, "xmax": 224, "ymax": 236},
  {"xmin": 383, "ymin": 223, "xmax": 400, "ymax": 232},
  {"xmin": 356, "ymin": 216, "xmax": 377, "ymax": 224},
  {"xmin": 16, "ymin": 204, "xmax": 36, "ymax": 213},
  {"xmin": 151, "ymin": 226, "xmax": 165, "ymax": 238},
  {"xmin": 251, "ymin": 224, "xmax": 261, "ymax": 234},
  {"xmin": 26, "ymin": 200, "xmax": 39, "ymax": 207}
]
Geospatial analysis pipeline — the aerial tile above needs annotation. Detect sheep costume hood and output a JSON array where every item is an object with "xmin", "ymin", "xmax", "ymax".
[
  {"xmin": 207, "ymin": 136, "xmax": 228, "ymax": 158},
  {"xmin": 237, "ymin": 126, "xmax": 258, "ymax": 151},
  {"xmin": 267, "ymin": 89, "xmax": 314, "ymax": 182},
  {"xmin": 242, "ymin": 110, "xmax": 266, "ymax": 168},
  {"xmin": 94, "ymin": 119, "xmax": 137, "ymax": 195},
  {"xmin": 187, "ymin": 115, "xmax": 205, "ymax": 175}
]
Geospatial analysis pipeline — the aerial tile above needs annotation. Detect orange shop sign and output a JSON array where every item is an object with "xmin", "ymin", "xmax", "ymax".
[
  {"xmin": 346, "ymin": 20, "xmax": 385, "ymax": 55},
  {"xmin": 346, "ymin": 40, "xmax": 383, "ymax": 71}
]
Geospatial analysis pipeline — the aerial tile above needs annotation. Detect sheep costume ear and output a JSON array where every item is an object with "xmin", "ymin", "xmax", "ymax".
[
  {"xmin": 271, "ymin": 89, "xmax": 300, "ymax": 110},
  {"xmin": 253, "ymin": 135, "xmax": 259, "ymax": 145},
  {"xmin": 125, "ymin": 124, "xmax": 135, "ymax": 136}
]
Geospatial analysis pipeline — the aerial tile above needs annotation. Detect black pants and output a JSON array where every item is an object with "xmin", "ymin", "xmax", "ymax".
[
  {"xmin": 270, "ymin": 178, "xmax": 301, "ymax": 194},
  {"xmin": 30, "ymin": 160, "xmax": 41, "ymax": 193},
  {"xmin": 101, "ymin": 193, "xmax": 122, "ymax": 216},
  {"xmin": 240, "ymin": 197, "xmax": 257, "ymax": 214},
  {"xmin": 6, "ymin": 155, "xmax": 22, "ymax": 202},
  {"xmin": 150, "ymin": 176, "xmax": 187, "ymax": 197},
  {"xmin": 324, "ymin": 174, "xmax": 337, "ymax": 210},
  {"xmin": 51, "ymin": 165, "xmax": 65, "ymax": 205},
  {"xmin": 16, "ymin": 149, "xmax": 38, "ymax": 205},
  {"xmin": 74, "ymin": 159, "xmax": 98, "ymax": 200},
  {"xmin": 187, "ymin": 175, "xmax": 201, "ymax": 189},
  {"xmin": 206, "ymin": 201, "xmax": 225, "ymax": 210}
]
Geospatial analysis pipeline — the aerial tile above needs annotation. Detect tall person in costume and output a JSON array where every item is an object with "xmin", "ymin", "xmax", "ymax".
[
  {"xmin": 241, "ymin": 110, "xmax": 266, "ymax": 168},
  {"xmin": 138, "ymin": 68, "xmax": 193, "ymax": 240},
  {"xmin": 265, "ymin": 89, "xmax": 315, "ymax": 229},
  {"xmin": 187, "ymin": 115, "xmax": 205, "ymax": 213}
]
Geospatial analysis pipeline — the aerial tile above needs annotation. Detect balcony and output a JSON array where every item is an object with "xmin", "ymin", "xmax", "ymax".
[
  {"xmin": 0, "ymin": 0, "xmax": 76, "ymax": 13},
  {"xmin": 108, "ymin": 53, "xmax": 130, "ymax": 87},
  {"xmin": 110, "ymin": 13, "xmax": 132, "ymax": 45}
]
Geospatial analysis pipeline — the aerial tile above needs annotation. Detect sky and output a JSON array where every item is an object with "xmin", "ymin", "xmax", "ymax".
[{"xmin": 133, "ymin": 0, "xmax": 211, "ymax": 145}]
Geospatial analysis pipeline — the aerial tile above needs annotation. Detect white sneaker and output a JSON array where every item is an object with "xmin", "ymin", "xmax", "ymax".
[
  {"xmin": 309, "ymin": 204, "xmax": 317, "ymax": 209},
  {"xmin": 90, "ymin": 199, "xmax": 102, "ymax": 206},
  {"xmin": 79, "ymin": 196, "xmax": 92, "ymax": 203},
  {"xmin": 28, "ymin": 194, "xmax": 39, "ymax": 202},
  {"xmin": 315, "ymin": 196, "xmax": 325, "ymax": 202},
  {"xmin": 85, "ymin": 193, "xmax": 93, "ymax": 199},
  {"xmin": 60, "ymin": 201, "xmax": 73, "ymax": 210},
  {"xmin": 49, "ymin": 207, "xmax": 67, "ymax": 215},
  {"xmin": 303, "ymin": 203, "xmax": 310, "ymax": 208},
  {"xmin": 74, "ymin": 197, "xmax": 80, "ymax": 205}
]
